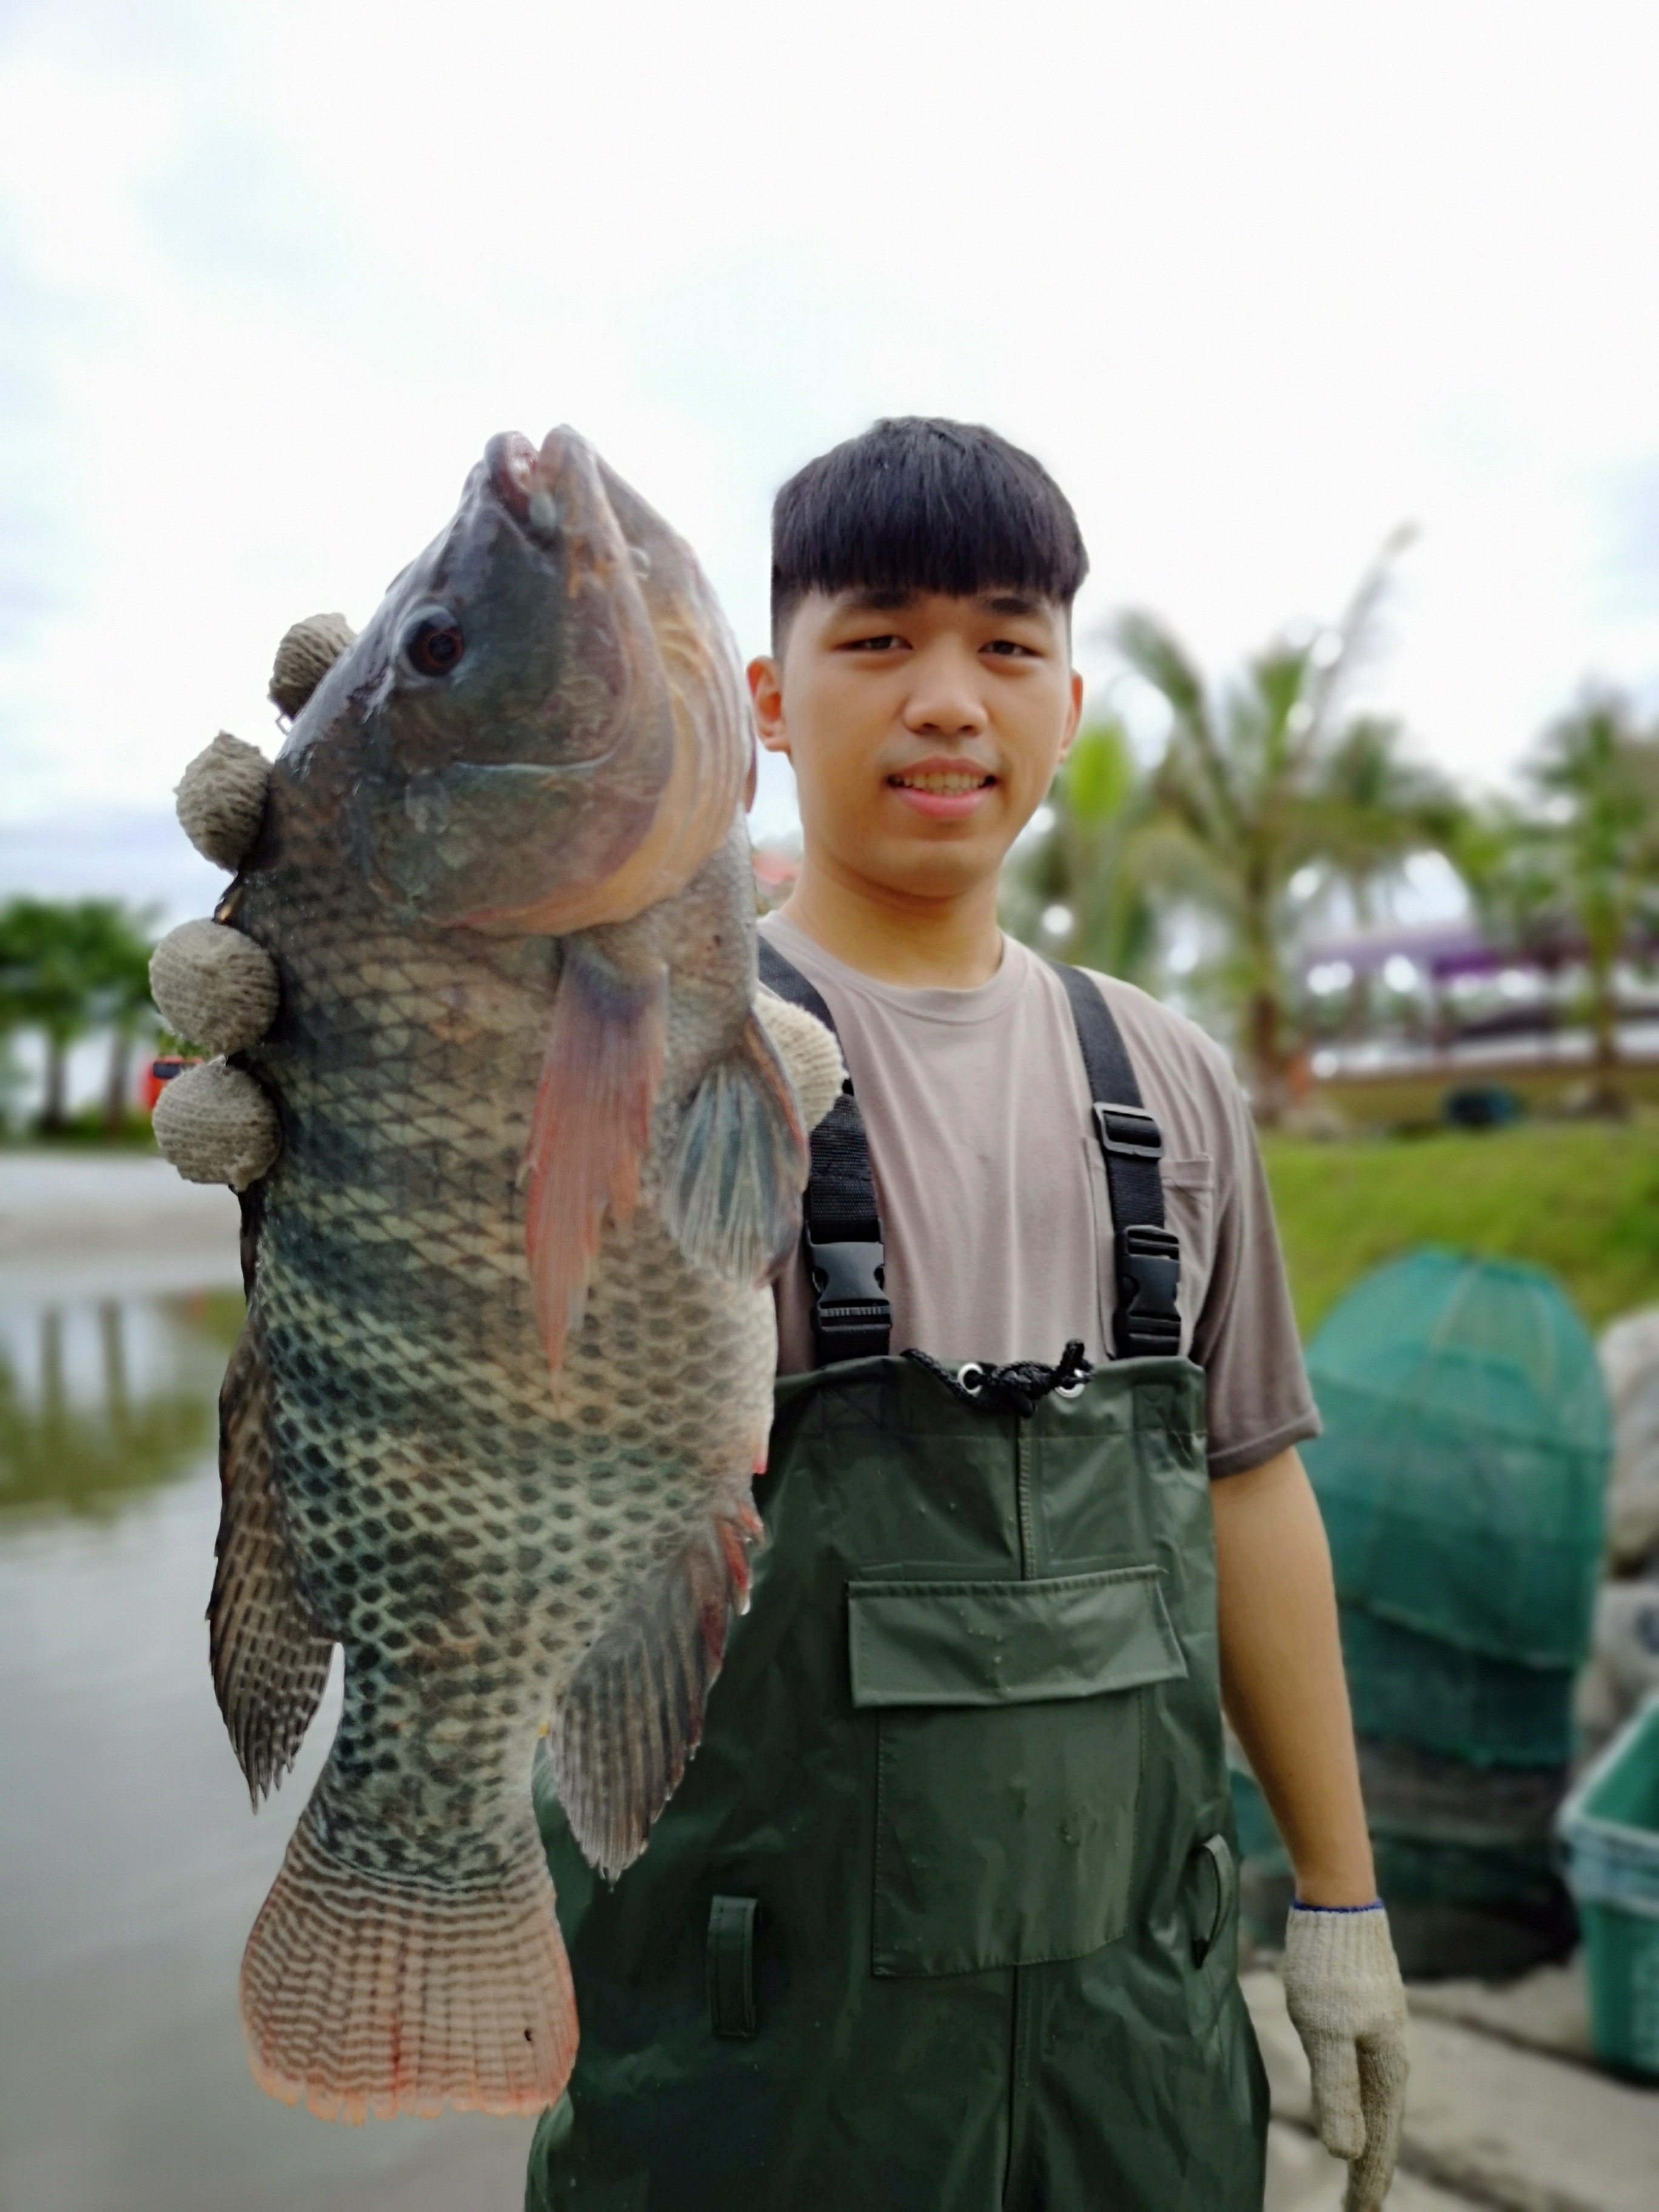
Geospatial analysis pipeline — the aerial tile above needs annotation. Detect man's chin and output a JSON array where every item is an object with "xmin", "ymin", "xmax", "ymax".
[{"xmin": 857, "ymin": 829, "xmax": 1008, "ymax": 903}]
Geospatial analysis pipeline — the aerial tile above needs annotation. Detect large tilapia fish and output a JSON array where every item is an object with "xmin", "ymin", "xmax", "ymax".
[{"xmin": 152, "ymin": 429, "xmax": 831, "ymax": 2122}]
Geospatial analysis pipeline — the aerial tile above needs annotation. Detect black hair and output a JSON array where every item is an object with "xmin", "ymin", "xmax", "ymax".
[{"xmin": 769, "ymin": 416, "xmax": 1088, "ymax": 652}]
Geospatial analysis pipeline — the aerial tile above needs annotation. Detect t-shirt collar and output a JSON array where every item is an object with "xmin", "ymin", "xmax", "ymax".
[{"xmin": 761, "ymin": 913, "xmax": 1034, "ymax": 1027}]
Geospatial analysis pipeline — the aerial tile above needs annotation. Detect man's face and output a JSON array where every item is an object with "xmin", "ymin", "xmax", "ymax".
[{"xmin": 749, "ymin": 588, "xmax": 1082, "ymax": 903}]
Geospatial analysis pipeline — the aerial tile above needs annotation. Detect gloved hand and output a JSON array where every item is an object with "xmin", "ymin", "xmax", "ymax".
[
  {"xmin": 1281, "ymin": 1900, "xmax": 1409, "ymax": 2211},
  {"xmin": 150, "ymin": 612, "xmax": 355, "ymax": 1193}
]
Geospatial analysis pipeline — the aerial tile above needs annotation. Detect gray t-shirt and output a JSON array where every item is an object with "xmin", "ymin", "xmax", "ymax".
[{"xmin": 762, "ymin": 913, "xmax": 1319, "ymax": 1480}]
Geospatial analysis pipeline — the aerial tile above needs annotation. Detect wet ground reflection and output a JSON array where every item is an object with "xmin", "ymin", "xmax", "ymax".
[
  {"xmin": 0, "ymin": 1276, "xmax": 535, "ymax": 2212},
  {"xmin": 0, "ymin": 1292, "xmax": 239, "ymax": 1517}
]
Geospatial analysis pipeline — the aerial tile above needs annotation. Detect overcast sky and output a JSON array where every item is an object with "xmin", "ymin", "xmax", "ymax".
[{"xmin": 4, "ymin": 0, "xmax": 1659, "ymax": 908}]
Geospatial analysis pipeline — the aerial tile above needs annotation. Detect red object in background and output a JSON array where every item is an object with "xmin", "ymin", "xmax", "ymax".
[
  {"xmin": 751, "ymin": 843, "xmax": 800, "ymax": 911},
  {"xmin": 141, "ymin": 1056, "xmax": 202, "ymax": 1113}
]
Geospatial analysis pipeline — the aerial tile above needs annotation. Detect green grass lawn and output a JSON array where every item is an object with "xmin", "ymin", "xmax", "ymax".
[{"xmin": 1262, "ymin": 1121, "xmax": 1659, "ymax": 1340}]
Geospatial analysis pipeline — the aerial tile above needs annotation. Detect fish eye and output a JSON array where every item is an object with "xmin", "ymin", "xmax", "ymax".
[{"xmin": 404, "ymin": 614, "xmax": 464, "ymax": 677}]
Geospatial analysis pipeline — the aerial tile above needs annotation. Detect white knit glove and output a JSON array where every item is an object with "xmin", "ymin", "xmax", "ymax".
[
  {"xmin": 153, "ymin": 614, "xmax": 357, "ymax": 1195},
  {"xmin": 1281, "ymin": 1902, "xmax": 1409, "ymax": 2211}
]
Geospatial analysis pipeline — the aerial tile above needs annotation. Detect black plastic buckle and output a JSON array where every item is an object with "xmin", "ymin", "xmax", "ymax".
[
  {"xmin": 1114, "ymin": 1223, "xmax": 1182, "ymax": 1359},
  {"xmin": 1093, "ymin": 1101, "xmax": 1164, "ymax": 1160},
  {"xmin": 806, "ymin": 1235, "xmax": 893, "ymax": 1361}
]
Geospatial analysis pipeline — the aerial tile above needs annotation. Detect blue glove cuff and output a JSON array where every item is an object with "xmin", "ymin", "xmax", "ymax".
[{"xmin": 1290, "ymin": 1897, "xmax": 1383, "ymax": 1914}]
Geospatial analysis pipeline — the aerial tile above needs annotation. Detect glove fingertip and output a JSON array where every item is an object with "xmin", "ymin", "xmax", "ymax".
[
  {"xmin": 1326, "ymin": 2116, "xmax": 1367, "ymax": 2163},
  {"xmin": 1304, "ymin": 2036, "xmax": 1367, "ymax": 2160}
]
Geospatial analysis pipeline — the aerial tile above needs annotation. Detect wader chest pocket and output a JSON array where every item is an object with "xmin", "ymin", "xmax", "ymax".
[{"xmin": 848, "ymin": 1566, "xmax": 1187, "ymax": 1977}]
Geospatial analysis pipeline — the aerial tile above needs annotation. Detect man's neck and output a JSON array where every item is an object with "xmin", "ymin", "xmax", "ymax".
[{"xmin": 774, "ymin": 856, "xmax": 1005, "ymax": 989}]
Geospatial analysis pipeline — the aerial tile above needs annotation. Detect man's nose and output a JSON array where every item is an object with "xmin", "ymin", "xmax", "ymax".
[{"xmin": 900, "ymin": 643, "xmax": 988, "ymax": 737}]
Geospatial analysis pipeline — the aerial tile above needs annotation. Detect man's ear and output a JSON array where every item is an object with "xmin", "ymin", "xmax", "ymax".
[
  {"xmin": 748, "ymin": 655, "xmax": 790, "ymax": 758},
  {"xmin": 1054, "ymin": 669, "xmax": 1085, "ymax": 769}
]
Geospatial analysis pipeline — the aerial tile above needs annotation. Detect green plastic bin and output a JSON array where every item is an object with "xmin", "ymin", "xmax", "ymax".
[
  {"xmin": 1558, "ymin": 1695, "xmax": 1659, "ymax": 2079},
  {"xmin": 1305, "ymin": 1250, "xmax": 1610, "ymax": 1671}
]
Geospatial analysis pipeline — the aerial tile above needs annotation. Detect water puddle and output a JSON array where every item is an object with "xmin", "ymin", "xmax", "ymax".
[
  {"xmin": 0, "ymin": 1282, "xmax": 534, "ymax": 2211},
  {"xmin": 0, "ymin": 1290, "xmax": 240, "ymax": 1518}
]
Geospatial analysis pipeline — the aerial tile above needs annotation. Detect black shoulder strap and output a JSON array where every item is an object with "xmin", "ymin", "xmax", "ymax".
[
  {"xmin": 759, "ymin": 939, "xmax": 893, "ymax": 1362},
  {"xmin": 1048, "ymin": 962, "xmax": 1182, "ymax": 1360}
]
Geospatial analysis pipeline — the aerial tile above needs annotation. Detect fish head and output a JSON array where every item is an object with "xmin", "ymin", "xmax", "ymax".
[{"xmin": 297, "ymin": 426, "xmax": 752, "ymax": 934}]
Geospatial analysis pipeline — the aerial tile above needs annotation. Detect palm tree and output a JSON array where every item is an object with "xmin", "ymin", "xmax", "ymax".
[
  {"xmin": 1309, "ymin": 712, "xmax": 1466, "ymax": 1034},
  {"xmin": 1457, "ymin": 692, "xmax": 1659, "ymax": 1111},
  {"xmin": 1003, "ymin": 717, "xmax": 1158, "ymax": 981},
  {"xmin": 81, "ymin": 902, "xmax": 159, "ymax": 1131},
  {"xmin": 1313, "ymin": 713, "xmax": 1465, "ymax": 928},
  {"xmin": 1108, "ymin": 531, "xmax": 1458, "ymax": 1119},
  {"xmin": 0, "ymin": 898, "xmax": 159, "ymax": 1133},
  {"xmin": 0, "ymin": 899, "xmax": 93, "ymax": 1132}
]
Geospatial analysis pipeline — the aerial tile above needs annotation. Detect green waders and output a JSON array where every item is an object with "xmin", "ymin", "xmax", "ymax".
[{"xmin": 525, "ymin": 958, "xmax": 1269, "ymax": 2212}]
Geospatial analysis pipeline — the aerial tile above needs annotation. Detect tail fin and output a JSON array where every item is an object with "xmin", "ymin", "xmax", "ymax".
[{"xmin": 240, "ymin": 1811, "xmax": 576, "ymax": 2122}]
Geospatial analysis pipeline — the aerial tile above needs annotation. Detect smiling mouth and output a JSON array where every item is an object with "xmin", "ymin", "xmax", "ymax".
[{"xmin": 887, "ymin": 770, "xmax": 996, "ymax": 793}]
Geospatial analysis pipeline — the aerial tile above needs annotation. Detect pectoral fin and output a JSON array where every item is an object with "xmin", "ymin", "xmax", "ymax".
[
  {"xmin": 525, "ymin": 935, "xmax": 668, "ymax": 1371},
  {"xmin": 660, "ymin": 1010, "xmax": 808, "ymax": 1283}
]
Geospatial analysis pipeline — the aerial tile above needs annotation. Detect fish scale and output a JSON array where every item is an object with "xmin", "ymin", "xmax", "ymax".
[{"xmin": 186, "ymin": 426, "xmax": 808, "ymax": 2122}]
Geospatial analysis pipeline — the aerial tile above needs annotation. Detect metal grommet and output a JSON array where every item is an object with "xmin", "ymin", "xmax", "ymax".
[
  {"xmin": 1054, "ymin": 1379, "xmax": 1087, "ymax": 1401},
  {"xmin": 956, "ymin": 1362, "xmax": 985, "ymax": 1395}
]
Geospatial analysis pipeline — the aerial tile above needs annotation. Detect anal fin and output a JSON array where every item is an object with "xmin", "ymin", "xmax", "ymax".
[
  {"xmin": 661, "ymin": 1010, "xmax": 808, "ymax": 1284},
  {"xmin": 209, "ymin": 1306, "xmax": 333, "ymax": 1804},
  {"xmin": 547, "ymin": 1497, "xmax": 763, "ymax": 1880},
  {"xmin": 525, "ymin": 934, "xmax": 668, "ymax": 1370}
]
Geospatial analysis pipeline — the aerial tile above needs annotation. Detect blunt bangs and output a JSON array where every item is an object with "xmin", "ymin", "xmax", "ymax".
[{"xmin": 769, "ymin": 417, "xmax": 1088, "ymax": 652}]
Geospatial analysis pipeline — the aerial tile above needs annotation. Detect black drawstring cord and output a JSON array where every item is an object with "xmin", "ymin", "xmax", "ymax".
[{"xmin": 903, "ymin": 1339, "xmax": 1093, "ymax": 1419}]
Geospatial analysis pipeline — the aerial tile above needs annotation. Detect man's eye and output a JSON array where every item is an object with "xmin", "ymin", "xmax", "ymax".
[
  {"xmin": 845, "ymin": 634, "xmax": 904, "ymax": 651},
  {"xmin": 985, "ymin": 638, "xmax": 1036, "ymax": 657}
]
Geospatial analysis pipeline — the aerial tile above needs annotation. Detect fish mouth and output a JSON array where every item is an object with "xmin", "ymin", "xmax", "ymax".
[{"xmin": 484, "ymin": 426, "xmax": 588, "ymax": 546}]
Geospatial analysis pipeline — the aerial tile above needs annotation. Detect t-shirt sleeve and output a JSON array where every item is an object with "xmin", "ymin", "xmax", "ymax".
[{"xmin": 1191, "ymin": 1057, "xmax": 1322, "ymax": 1479}]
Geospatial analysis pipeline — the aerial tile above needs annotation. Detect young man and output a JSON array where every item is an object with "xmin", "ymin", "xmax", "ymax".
[{"xmin": 528, "ymin": 419, "xmax": 1407, "ymax": 2212}]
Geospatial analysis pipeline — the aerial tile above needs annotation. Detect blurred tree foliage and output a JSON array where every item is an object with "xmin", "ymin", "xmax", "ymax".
[
  {"xmin": 84, "ymin": 903, "xmax": 158, "ymax": 1130},
  {"xmin": 0, "ymin": 898, "xmax": 158, "ymax": 1133},
  {"xmin": 1456, "ymin": 692, "xmax": 1659, "ymax": 1111},
  {"xmin": 1313, "ymin": 713, "xmax": 1466, "ymax": 931},
  {"xmin": 1113, "ymin": 540, "xmax": 1461, "ymax": 1119},
  {"xmin": 1007, "ymin": 534, "xmax": 1461, "ymax": 1119},
  {"xmin": 1002, "ymin": 717, "xmax": 1156, "ymax": 980},
  {"xmin": 1304, "ymin": 712, "xmax": 1466, "ymax": 1036}
]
